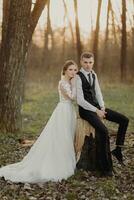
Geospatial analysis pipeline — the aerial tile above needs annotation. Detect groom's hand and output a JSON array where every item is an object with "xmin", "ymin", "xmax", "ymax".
[
  {"xmin": 96, "ymin": 109, "xmax": 107, "ymax": 119},
  {"xmin": 101, "ymin": 107, "xmax": 105, "ymax": 112}
]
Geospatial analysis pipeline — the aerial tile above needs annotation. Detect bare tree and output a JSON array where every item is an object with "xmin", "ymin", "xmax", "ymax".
[
  {"xmin": 104, "ymin": 0, "xmax": 111, "ymax": 50},
  {"xmin": 102, "ymin": 0, "xmax": 118, "ymax": 66},
  {"xmin": 62, "ymin": 5, "xmax": 67, "ymax": 62},
  {"xmin": 110, "ymin": 1, "xmax": 118, "ymax": 45},
  {"xmin": 43, "ymin": 0, "xmax": 54, "ymax": 68},
  {"xmin": 120, "ymin": 0, "xmax": 127, "ymax": 81},
  {"xmin": 62, "ymin": 0, "xmax": 75, "ymax": 60},
  {"xmin": 74, "ymin": 0, "xmax": 82, "ymax": 64},
  {"xmin": 131, "ymin": 0, "xmax": 134, "ymax": 46},
  {"xmin": 92, "ymin": 0, "xmax": 102, "ymax": 73},
  {"xmin": 0, "ymin": 0, "xmax": 48, "ymax": 133},
  {"xmin": 102, "ymin": 0, "xmax": 111, "ymax": 67},
  {"xmin": 63, "ymin": 0, "xmax": 75, "ymax": 45}
]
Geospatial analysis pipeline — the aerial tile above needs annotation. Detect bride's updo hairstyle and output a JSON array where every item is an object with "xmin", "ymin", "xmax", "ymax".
[{"xmin": 62, "ymin": 60, "xmax": 77, "ymax": 75}]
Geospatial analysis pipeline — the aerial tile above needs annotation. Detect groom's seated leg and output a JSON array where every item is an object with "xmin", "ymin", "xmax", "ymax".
[{"xmin": 105, "ymin": 108, "xmax": 129, "ymax": 165}]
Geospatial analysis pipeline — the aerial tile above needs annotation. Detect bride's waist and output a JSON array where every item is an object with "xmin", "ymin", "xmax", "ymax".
[{"xmin": 59, "ymin": 100, "xmax": 72, "ymax": 103}]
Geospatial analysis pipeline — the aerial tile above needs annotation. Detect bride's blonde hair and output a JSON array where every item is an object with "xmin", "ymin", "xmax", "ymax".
[{"xmin": 61, "ymin": 60, "xmax": 77, "ymax": 78}]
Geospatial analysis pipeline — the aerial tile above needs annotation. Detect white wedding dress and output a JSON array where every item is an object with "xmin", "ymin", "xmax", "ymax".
[{"xmin": 0, "ymin": 79, "xmax": 77, "ymax": 183}]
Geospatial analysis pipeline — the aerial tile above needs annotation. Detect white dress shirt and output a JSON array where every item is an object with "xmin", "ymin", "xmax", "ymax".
[{"xmin": 76, "ymin": 68, "xmax": 105, "ymax": 112}]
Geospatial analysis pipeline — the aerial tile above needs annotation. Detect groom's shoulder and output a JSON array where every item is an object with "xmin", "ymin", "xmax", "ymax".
[
  {"xmin": 77, "ymin": 69, "xmax": 83, "ymax": 75},
  {"xmin": 92, "ymin": 70, "xmax": 97, "ymax": 77},
  {"xmin": 77, "ymin": 71, "xmax": 82, "ymax": 75},
  {"xmin": 77, "ymin": 71, "xmax": 84, "ymax": 78},
  {"xmin": 91, "ymin": 70, "xmax": 96, "ymax": 74}
]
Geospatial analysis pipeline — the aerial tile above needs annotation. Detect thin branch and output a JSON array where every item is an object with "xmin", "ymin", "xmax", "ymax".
[
  {"xmin": 62, "ymin": 0, "xmax": 75, "ymax": 43},
  {"xmin": 29, "ymin": 0, "xmax": 48, "ymax": 40}
]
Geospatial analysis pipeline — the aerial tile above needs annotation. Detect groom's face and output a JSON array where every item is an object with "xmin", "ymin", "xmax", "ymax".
[{"xmin": 80, "ymin": 57, "xmax": 94, "ymax": 72}]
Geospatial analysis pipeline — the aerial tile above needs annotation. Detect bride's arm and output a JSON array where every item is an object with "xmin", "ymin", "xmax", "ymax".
[{"xmin": 60, "ymin": 79, "xmax": 76, "ymax": 100}]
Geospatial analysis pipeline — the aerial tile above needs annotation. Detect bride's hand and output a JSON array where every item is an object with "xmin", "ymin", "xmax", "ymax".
[{"xmin": 70, "ymin": 78, "xmax": 75, "ymax": 86}]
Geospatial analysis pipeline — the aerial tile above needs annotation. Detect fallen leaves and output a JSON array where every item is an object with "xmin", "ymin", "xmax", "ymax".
[{"xmin": 0, "ymin": 133, "xmax": 134, "ymax": 200}]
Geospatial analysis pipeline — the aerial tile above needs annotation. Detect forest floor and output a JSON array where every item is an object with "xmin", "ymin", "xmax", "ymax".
[{"xmin": 0, "ymin": 82, "xmax": 134, "ymax": 200}]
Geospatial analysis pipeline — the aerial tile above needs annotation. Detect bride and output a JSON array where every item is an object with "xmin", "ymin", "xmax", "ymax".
[{"xmin": 0, "ymin": 60, "xmax": 78, "ymax": 183}]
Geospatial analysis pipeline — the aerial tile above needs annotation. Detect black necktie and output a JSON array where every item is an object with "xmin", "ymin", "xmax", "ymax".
[{"xmin": 88, "ymin": 73, "xmax": 92, "ymax": 85}]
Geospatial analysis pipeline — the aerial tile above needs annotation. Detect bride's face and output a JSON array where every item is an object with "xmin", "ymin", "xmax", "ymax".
[{"xmin": 65, "ymin": 64, "xmax": 78, "ymax": 79}]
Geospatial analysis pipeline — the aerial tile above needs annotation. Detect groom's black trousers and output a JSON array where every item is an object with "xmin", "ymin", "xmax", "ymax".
[{"xmin": 79, "ymin": 107, "xmax": 129, "ymax": 171}]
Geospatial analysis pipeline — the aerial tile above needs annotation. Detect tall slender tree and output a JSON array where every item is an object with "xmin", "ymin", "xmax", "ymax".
[
  {"xmin": 132, "ymin": 0, "xmax": 134, "ymax": 46},
  {"xmin": 63, "ymin": 0, "xmax": 75, "ymax": 45},
  {"xmin": 104, "ymin": 0, "xmax": 111, "ymax": 50},
  {"xmin": 0, "ymin": 0, "xmax": 48, "ymax": 133},
  {"xmin": 120, "ymin": 0, "xmax": 127, "ymax": 81},
  {"xmin": 102, "ymin": 0, "xmax": 110, "ymax": 67},
  {"xmin": 102, "ymin": 0, "xmax": 117, "ymax": 67},
  {"xmin": 92, "ymin": 0, "xmax": 102, "ymax": 74},
  {"xmin": 74, "ymin": 0, "xmax": 82, "ymax": 64},
  {"xmin": 43, "ymin": 0, "xmax": 54, "ymax": 68},
  {"xmin": 110, "ymin": 1, "xmax": 118, "ymax": 45},
  {"xmin": 62, "ymin": 4, "xmax": 66, "ymax": 61},
  {"xmin": 62, "ymin": 0, "xmax": 75, "ymax": 60}
]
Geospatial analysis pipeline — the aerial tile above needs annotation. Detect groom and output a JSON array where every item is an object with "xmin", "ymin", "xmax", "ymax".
[{"xmin": 76, "ymin": 52, "xmax": 129, "ymax": 176}]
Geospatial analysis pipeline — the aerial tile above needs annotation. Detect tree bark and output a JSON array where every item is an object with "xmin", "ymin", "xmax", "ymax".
[
  {"xmin": 1, "ymin": 0, "xmax": 10, "ymax": 49},
  {"xmin": 0, "ymin": 0, "xmax": 48, "ymax": 133},
  {"xmin": 120, "ymin": 0, "xmax": 127, "ymax": 81}
]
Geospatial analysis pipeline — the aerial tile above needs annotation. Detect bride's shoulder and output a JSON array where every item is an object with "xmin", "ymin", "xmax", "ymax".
[
  {"xmin": 59, "ymin": 79, "xmax": 68, "ymax": 85},
  {"xmin": 58, "ymin": 80, "xmax": 70, "ymax": 90}
]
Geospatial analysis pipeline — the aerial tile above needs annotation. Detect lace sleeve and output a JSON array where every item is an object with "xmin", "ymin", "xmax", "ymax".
[{"xmin": 59, "ymin": 80, "xmax": 76, "ymax": 100}]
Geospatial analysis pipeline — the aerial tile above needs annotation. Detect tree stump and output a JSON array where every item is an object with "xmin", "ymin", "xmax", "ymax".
[
  {"xmin": 76, "ymin": 134, "xmax": 97, "ymax": 171},
  {"xmin": 75, "ymin": 117, "xmax": 97, "ymax": 171},
  {"xmin": 75, "ymin": 117, "xmax": 112, "ymax": 172}
]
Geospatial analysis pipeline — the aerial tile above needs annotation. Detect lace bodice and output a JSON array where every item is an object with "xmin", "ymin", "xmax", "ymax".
[{"xmin": 58, "ymin": 80, "xmax": 76, "ymax": 102}]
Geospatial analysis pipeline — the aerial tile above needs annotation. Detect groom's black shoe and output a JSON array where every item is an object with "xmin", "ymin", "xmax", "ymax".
[
  {"xmin": 111, "ymin": 149, "xmax": 125, "ymax": 165},
  {"xmin": 100, "ymin": 171, "xmax": 113, "ymax": 177}
]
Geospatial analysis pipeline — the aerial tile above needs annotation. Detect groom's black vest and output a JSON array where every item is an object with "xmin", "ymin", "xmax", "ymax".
[{"xmin": 77, "ymin": 71, "xmax": 100, "ymax": 111}]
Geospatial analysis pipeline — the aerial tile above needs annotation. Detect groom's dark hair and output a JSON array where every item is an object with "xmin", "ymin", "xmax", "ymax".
[{"xmin": 81, "ymin": 52, "xmax": 94, "ymax": 60}]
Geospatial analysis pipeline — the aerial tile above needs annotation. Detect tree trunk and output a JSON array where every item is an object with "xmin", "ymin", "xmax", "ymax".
[
  {"xmin": 63, "ymin": 0, "xmax": 75, "ymax": 47},
  {"xmin": 105, "ymin": 0, "xmax": 110, "ymax": 45},
  {"xmin": 120, "ymin": 0, "xmax": 127, "ymax": 82},
  {"xmin": 29, "ymin": 0, "xmax": 48, "ymax": 42},
  {"xmin": 92, "ymin": 0, "xmax": 102, "ymax": 74},
  {"xmin": 74, "ymin": 0, "xmax": 82, "ymax": 65},
  {"xmin": 63, "ymin": 0, "xmax": 76, "ymax": 58},
  {"xmin": 0, "ymin": 0, "xmax": 48, "ymax": 133},
  {"xmin": 62, "ymin": 8, "xmax": 66, "ymax": 62},
  {"xmin": 110, "ymin": 1, "xmax": 117, "ymax": 45},
  {"xmin": 102, "ymin": 0, "xmax": 110, "ymax": 67},
  {"xmin": 1, "ymin": 0, "xmax": 10, "ymax": 49},
  {"xmin": 43, "ymin": 0, "xmax": 54, "ymax": 69}
]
